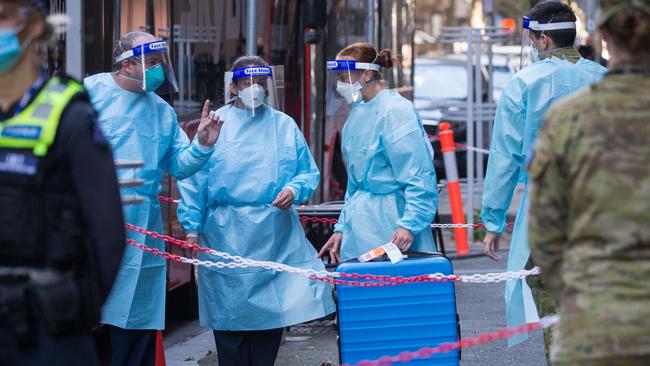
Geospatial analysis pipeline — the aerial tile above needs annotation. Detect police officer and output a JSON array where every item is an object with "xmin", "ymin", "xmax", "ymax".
[
  {"xmin": 0, "ymin": 1, "xmax": 125, "ymax": 365},
  {"xmin": 528, "ymin": 1, "xmax": 650, "ymax": 365}
]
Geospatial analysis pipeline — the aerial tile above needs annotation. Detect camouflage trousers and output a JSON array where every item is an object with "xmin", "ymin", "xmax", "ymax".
[
  {"xmin": 525, "ymin": 262, "xmax": 650, "ymax": 366},
  {"xmin": 526, "ymin": 259, "xmax": 555, "ymax": 364}
]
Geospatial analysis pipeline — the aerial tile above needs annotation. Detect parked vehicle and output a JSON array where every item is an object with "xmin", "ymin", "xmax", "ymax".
[{"xmin": 413, "ymin": 56, "xmax": 511, "ymax": 179}]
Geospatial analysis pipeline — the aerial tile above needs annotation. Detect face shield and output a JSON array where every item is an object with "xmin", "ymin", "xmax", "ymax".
[
  {"xmin": 224, "ymin": 66, "xmax": 277, "ymax": 117},
  {"xmin": 326, "ymin": 60, "xmax": 381, "ymax": 105},
  {"xmin": 114, "ymin": 40, "xmax": 179, "ymax": 93},
  {"xmin": 519, "ymin": 16, "xmax": 576, "ymax": 70}
]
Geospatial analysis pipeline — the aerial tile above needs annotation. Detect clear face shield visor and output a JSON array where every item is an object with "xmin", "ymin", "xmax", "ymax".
[
  {"xmin": 519, "ymin": 16, "xmax": 576, "ymax": 70},
  {"xmin": 326, "ymin": 60, "xmax": 381, "ymax": 106},
  {"xmin": 224, "ymin": 66, "xmax": 277, "ymax": 117},
  {"xmin": 114, "ymin": 40, "xmax": 179, "ymax": 93}
]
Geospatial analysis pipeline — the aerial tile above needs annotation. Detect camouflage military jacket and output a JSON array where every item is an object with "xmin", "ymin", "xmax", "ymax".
[{"xmin": 528, "ymin": 62, "xmax": 650, "ymax": 363}]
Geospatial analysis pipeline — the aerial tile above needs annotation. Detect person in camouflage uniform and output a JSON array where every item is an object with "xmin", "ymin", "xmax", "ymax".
[{"xmin": 528, "ymin": 1, "xmax": 650, "ymax": 365}]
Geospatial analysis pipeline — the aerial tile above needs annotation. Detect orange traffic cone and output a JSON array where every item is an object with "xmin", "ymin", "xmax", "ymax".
[
  {"xmin": 155, "ymin": 330, "xmax": 166, "ymax": 366},
  {"xmin": 438, "ymin": 122, "xmax": 470, "ymax": 255}
]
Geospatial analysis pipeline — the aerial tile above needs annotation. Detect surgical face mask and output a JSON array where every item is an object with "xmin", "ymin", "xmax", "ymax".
[
  {"xmin": 528, "ymin": 47, "xmax": 540, "ymax": 63},
  {"xmin": 0, "ymin": 27, "xmax": 24, "ymax": 74},
  {"xmin": 336, "ymin": 80, "xmax": 363, "ymax": 104},
  {"xmin": 238, "ymin": 84, "xmax": 266, "ymax": 109},
  {"xmin": 144, "ymin": 64, "xmax": 165, "ymax": 92}
]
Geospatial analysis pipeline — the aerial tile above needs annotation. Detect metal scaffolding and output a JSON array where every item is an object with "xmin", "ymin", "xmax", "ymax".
[{"xmin": 437, "ymin": 26, "xmax": 509, "ymax": 240}]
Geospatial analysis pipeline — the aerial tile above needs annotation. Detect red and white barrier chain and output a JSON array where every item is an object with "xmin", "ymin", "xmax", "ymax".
[
  {"xmin": 454, "ymin": 143, "xmax": 491, "ymax": 155},
  {"xmin": 157, "ymin": 195, "xmax": 179, "ymax": 203},
  {"xmin": 428, "ymin": 135, "xmax": 490, "ymax": 155},
  {"xmin": 159, "ymin": 195, "xmax": 515, "ymax": 230},
  {"xmin": 341, "ymin": 316, "xmax": 559, "ymax": 366},
  {"xmin": 127, "ymin": 225, "xmax": 548, "ymax": 364},
  {"xmin": 298, "ymin": 216, "xmax": 515, "ymax": 230},
  {"xmin": 126, "ymin": 224, "xmax": 539, "ymax": 286},
  {"xmin": 126, "ymin": 225, "xmax": 333, "ymax": 278}
]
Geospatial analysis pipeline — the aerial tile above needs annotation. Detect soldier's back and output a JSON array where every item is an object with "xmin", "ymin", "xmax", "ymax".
[{"xmin": 541, "ymin": 66, "xmax": 650, "ymax": 364}]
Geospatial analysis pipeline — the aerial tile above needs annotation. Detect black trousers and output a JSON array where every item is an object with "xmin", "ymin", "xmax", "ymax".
[
  {"xmin": 213, "ymin": 328, "xmax": 284, "ymax": 366},
  {"xmin": 0, "ymin": 319, "xmax": 100, "ymax": 366},
  {"xmin": 108, "ymin": 326, "xmax": 156, "ymax": 366}
]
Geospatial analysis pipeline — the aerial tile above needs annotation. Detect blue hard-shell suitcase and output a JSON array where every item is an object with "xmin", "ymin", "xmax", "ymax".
[{"xmin": 336, "ymin": 252, "xmax": 460, "ymax": 365}]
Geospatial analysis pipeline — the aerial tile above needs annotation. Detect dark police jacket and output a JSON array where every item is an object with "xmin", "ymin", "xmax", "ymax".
[{"xmin": 0, "ymin": 75, "xmax": 125, "ymax": 329}]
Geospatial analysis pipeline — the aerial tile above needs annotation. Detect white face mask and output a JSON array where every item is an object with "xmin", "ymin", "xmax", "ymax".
[
  {"xmin": 238, "ymin": 84, "xmax": 266, "ymax": 109},
  {"xmin": 336, "ymin": 80, "xmax": 363, "ymax": 104},
  {"xmin": 529, "ymin": 47, "xmax": 540, "ymax": 63}
]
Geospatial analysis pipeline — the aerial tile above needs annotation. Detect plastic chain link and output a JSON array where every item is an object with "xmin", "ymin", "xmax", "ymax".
[
  {"xmin": 157, "ymin": 195, "xmax": 514, "ymax": 229},
  {"xmin": 126, "ymin": 224, "xmax": 540, "ymax": 286}
]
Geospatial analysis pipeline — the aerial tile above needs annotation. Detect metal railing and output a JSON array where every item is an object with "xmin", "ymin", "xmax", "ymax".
[
  {"xmin": 436, "ymin": 27, "xmax": 510, "ymax": 239},
  {"xmin": 115, "ymin": 160, "xmax": 145, "ymax": 206}
]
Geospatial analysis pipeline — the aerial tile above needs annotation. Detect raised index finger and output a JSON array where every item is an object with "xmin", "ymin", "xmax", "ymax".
[{"xmin": 201, "ymin": 99, "xmax": 210, "ymax": 119}]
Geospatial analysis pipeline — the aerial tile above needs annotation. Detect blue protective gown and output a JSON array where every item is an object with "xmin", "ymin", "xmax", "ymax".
[
  {"xmin": 481, "ymin": 56, "xmax": 607, "ymax": 346},
  {"xmin": 334, "ymin": 89, "xmax": 438, "ymax": 261},
  {"xmin": 177, "ymin": 104, "xmax": 336, "ymax": 331},
  {"xmin": 84, "ymin": 73, "xmax": 214, "ymax": 330}
]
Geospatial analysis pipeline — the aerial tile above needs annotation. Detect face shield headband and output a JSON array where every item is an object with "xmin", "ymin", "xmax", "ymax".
[
  {"xmin": 114, "ymin": 40, "xmax": 179, "ymax": 92},
  {"xmin": 519, "ymin": 16, "xmax": 576, "ymax": 70},
  {"xmin": 326, "ymin": 60, "xmax": 382, "ymax": 72},
  {"xmin": 231, "ymin": 66, "xmax": 273, "ymax": 80},
  {"xmin": 522, "ymin": 16, "xmax": 576, "ymax": 32},
  {"xmin": 327, "ymin": 60, "xmax": 382, "ymax": 104},
  {"xmin": 115, "ymin": 40, "xmax": 169, "ymax": 63}
]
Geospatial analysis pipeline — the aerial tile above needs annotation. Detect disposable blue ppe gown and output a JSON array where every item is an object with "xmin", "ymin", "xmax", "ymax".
[
  {"xmin": 481, "ymin": 55, "xmax": 607, "ymax": 346},
  {"xmin": 177, "ymin": 104, "xmax": 335, "ymax": 331},
  {"xmin": 84, "ymin": 73, "xmax": 214, "ymax": 330},
  {"xmin": 334, "ymin": 89, "xmax": 438, "ymax": 261}
]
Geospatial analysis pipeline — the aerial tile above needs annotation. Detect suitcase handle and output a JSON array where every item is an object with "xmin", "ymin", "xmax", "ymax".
[{"xmin": 341, "ymin": 251, "xmax": 446, "ymax": 264}]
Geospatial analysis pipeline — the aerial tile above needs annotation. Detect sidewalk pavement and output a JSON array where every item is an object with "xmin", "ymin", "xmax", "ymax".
[{"xmin": 165, "ymin": 323, "xmax": 339, "ymax": 366}]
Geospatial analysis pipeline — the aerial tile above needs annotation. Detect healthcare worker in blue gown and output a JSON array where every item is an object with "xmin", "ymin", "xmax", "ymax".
[
  {"xmin": 480, "ymin": 2, "xmax": 607, "ymax": 347},
  {"xmin": 318, "ymin": 43, "xmax": 438, "ymax": 264},
  {"xmin": 84, "ymin": 31, "xmax": 223, "ymax": 366},
  {"xmin": 177, "ymin": 55, "xmax": 335, "ymax": 366}
]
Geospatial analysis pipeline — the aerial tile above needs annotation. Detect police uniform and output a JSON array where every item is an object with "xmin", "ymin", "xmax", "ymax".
[
  {"xmin": 528, "ymin": 61, "xmax": 650, "ymax": 365},
  {"xmin": 0, "ymin": 74, "xmax": 125, "ymax": 365}
]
